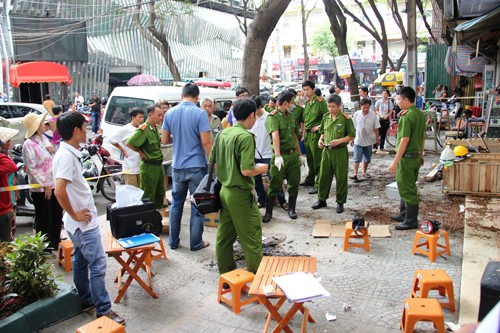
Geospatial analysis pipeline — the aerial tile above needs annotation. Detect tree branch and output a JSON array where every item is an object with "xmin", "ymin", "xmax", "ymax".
[
  {"xmin": 353, "ymin": 0, "xmax": 377, "ymax": 33},
  {"xmin": 416, "ymin": 0, "xmax": 437, "ymax": 44}
]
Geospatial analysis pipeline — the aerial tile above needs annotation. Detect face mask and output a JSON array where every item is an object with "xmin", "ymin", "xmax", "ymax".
[{"xmin": 289, "ymin": 104, "xmax": 296, "ymax": 111}]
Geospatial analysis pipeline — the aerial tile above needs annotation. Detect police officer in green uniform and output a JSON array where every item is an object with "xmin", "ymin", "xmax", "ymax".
[
  {"xmin": 214, "ymin": 98, "xmax": 268, "ymax": 274},
  {"xmin": 263, "ymin": 91, "xmax": 302, "ymax": 222},
  {"xmin": 127, "ymin": 104, "xmax": 165, "ymax": 209},
  {"xmin": 301, "ymin": 80, "xmax": 329, "ymax": 194},
  {"xmin": 311, "ymin": 94, "xmax": 355, "ymax": 214},
  {"xmin": 389, "ymin": 87, "xmax": 426, "ymax": 230}
]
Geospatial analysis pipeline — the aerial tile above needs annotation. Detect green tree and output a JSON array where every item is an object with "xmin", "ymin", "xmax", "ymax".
[{"xmin": 311, "ymin": 25, "xmax": 339, "ymax": 58}]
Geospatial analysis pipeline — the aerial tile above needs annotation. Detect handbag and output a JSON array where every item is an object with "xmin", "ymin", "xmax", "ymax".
[{"xmin": 192, "ymin": 133, "xmax": 222, "ymax": 215}]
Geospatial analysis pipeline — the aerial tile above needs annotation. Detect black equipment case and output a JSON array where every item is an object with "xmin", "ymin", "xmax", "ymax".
[{"xmin": 106, "ymin": 200, "xmax": 162, "ymax": 239}]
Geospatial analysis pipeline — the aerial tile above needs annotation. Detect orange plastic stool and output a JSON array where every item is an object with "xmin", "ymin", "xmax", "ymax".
[
  {"xmin": 217, "ymin": 268, "xmax": 259, "ymax": 314},
  {"xmin": 76, "ymin": 316, "xmax": 126, "ymax": 333},
  {"xmin": 343, "ymin": 222, "xmax": 370, "ymax": 252},
  {"xmin": 412, "ymin": 230, "xmax": 450, "ymax": 262},
  {"xmin": 400, "ymin": 297, "xmax": 445, "ymax": 333},
  {"xmin": 58, "ymin": 239, "xmax": 74, "ymax": 272},
  {"xmin": 411, "ymin": 269, "xmax": 456, "ymax": 313}
]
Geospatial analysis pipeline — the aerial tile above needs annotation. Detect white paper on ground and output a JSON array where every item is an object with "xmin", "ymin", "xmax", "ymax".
[{"xmin": 325, "ymin": 313, "xmax": 337, "ymax": 321}]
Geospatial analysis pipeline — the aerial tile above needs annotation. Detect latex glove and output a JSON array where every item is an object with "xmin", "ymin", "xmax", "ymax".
[
  {"xmin": 300, "ymin": 155, "xmax": 307, "ymax": 167},
  {"xmin": 274, "ymin": 156, "xmax": 284, "ymax": 171}
]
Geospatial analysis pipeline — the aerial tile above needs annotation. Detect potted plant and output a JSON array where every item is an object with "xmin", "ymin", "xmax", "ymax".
[{"xmin": 0, "ymin": 233, "xmax": 80, "ymax": 332}]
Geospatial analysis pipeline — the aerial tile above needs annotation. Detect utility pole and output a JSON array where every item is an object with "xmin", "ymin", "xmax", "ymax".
[
  {"xmin": 407, "ymin": 0, "xmax": 417, "ymax": 89},
  {"xmin": 275, "ymin": 27, "xmax": 285, "ymax": 82}
]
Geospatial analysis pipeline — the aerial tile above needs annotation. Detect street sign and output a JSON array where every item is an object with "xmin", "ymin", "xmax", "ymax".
[{"xmin": 335, "ymin": 55, "xmax": 352, "ymax": 79}]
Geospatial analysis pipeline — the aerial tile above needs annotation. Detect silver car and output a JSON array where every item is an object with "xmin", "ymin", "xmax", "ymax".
[{"xmin": 0, "ymin": 102, "xmax": 48, "ymax": 145}]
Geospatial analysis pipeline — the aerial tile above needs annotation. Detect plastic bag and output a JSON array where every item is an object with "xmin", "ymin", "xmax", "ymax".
[{"xmin": 115, "ymin": 185, "xmax": 144, "ymax": 208}]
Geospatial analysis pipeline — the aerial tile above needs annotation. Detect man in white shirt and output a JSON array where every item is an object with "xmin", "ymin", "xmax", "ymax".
[
  {"xmin": 74, "ymin": 92, "xmax": 84, "ymax": 107},
  {"xmin": 53, "ymin": 111, "xmax": 124, "ymax": 324},
  {"xmin": 108, "ymin": 108, "xmax": 145, "ymax": 187},
  {"xmin": 350, "ymin": 98, "xmax": 380, "ymax": 181},
  {"xmin": 250, "ymin": 96, "xmax": 273, "ymax": 208}
]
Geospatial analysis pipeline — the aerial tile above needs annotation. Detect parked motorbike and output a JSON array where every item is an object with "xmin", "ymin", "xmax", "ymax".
[
  {"xmin": 81, "ymin": 134, "xmax": 123, "ymax": 202},
  {"xmin": 429, "ymin": 95, "xmax": 461, "ymax": 126}
]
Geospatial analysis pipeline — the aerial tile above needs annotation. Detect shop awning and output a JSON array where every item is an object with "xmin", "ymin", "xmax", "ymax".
[
  {"xmin": 455, "ymin": 6, "xmax": 500, "ymax": 44},
  {"xmin": 9, "ymin": 61, "xmax": 72, "ymax": 88}
]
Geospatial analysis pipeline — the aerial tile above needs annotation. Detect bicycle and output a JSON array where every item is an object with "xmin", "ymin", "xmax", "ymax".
[
  {"xmin": 385, "ymin": 112, "xmax": 399, "ymax": 148},
  {"xmin": 385, "ymin": 111, "xmax": 443, "ymax": 148}
]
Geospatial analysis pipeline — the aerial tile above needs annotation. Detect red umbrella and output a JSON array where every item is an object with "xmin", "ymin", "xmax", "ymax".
[{"xmin": 127, "ymin": 74, "xmax": 160, "ymax": 86}]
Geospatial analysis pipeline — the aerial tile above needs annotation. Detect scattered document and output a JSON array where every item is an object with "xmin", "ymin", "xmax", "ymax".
[{"xmin": 273, "ymin": 272, "xmax": 331, "ymax": 303}]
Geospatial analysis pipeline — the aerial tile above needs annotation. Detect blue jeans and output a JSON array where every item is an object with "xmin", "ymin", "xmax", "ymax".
[
  {"xmin": 169, "ymin": 167, "xmax": 206, "ymax": 250},
  {"xmin": 68, "ymin": 227, "xmax": 111, "ymax": 316},
  {"xmin": 91, "ymin": 112, "xmax": 100, "ymax": 133},
  {"xmin": 254, "ymin": 158, "xmax": 286, "ymax": 206}
]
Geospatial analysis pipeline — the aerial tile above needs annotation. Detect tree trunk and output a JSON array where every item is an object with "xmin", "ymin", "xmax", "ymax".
[
  {"xmin": 301, "ymin": 0, "xmax": 309, "ymax": 82},
  {"xmin": 242, "ymin": 0, "xmax": 292, "ymax": 95},
  {"xmin": 133, "ymin": 0, "xmax": 181, "ymax": 81},
  {"xmin": 322, "ymin": 0, "xmax": 359, "ymax": 101}
]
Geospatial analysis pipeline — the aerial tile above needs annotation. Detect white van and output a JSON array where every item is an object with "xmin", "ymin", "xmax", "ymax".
[{"xmin": 101, "ymin": 86, "xmax": 235, "ymax": 161}]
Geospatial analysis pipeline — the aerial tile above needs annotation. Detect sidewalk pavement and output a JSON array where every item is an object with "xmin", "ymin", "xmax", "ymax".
[{"xmin": 40, "ymin": 144, "xmax": 468, "ymax": 333}]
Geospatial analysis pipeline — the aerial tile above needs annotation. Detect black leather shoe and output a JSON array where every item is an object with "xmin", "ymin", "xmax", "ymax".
[
  {"xmin": 336, "ymin": 204, "xmax": 344, "ymax": 214},
  {"xmin": 300, "ymin": 181, "xmax": 314, "ymax": 186},
  {"xmin": 311, "ymin": 200, "xmax": 326, "ymax": 209},
  {"xmin": 97, "ymin": 310, "xmax": 125, "ymax": 325},
  {"xmin": 308, "ymin": 187, "xmax": 318, "ymax": 195}
]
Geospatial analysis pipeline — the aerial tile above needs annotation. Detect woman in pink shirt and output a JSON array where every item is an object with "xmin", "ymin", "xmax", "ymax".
[{"xmin": 22, "ymin": 112, "xmax": 63, "ymax": 252}]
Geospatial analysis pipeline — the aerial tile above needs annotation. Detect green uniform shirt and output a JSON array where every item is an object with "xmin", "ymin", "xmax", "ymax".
[
  {"xmin": 304, "ymin": 95, "xmax": 328, "ymax": 130},
  {"xmin": 291, "ymin": 104, "xmax": 304, "ymax": 136},
  {"xmin": 320, "ymin": 112, "xmax": 356, "ymax": 147},
  {"xmin": 264, "ymin": 105, "xmax": 275, "ymax": 113},
  {"xmin": 396, "ymin": 105, "xmax": 427, "ymax": 153},
  {"xmin": 127, "ymin": 120, "xmax": 163, "ymax": 161},
  {"xmin": 265, "ymin": 109, "xmax": 298, "ymax": 154},
  {"xmin": 214, "ymin": 123, "xmax": 255, "ymax": 190}
]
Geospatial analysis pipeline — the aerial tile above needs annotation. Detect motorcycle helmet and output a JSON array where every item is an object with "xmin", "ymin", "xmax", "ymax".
[
  {"xmin": 12, "ymin": 144, "xmax": 23, "ymax": 154},
  {"xmin": 83, "ymin": 164, "xmax": 98, "ymax": 179},
  {"xmin": 454, "ymin": 145, "xmax": 468, "ymax": 157}
]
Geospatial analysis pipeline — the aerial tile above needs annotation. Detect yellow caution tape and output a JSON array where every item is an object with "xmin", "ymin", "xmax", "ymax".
[{"xmin": 0, "ymin": 171, "xmax": 124, "ymax": 192}]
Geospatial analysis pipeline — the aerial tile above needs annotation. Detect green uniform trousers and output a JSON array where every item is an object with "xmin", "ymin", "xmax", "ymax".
[
  {"xmin": 268, "ymin": 152, "xmax": 300, "ymax": 198},
  {"xmin": 304, "ymin": 131, "xmax": 322, "ymax": 185},
  {"xmin": 318, "ymin": 147, "xmax": 349, "ymax": 203},
  {"xmin": 140, "ymin": 162, "xmax": 165, "ymax": 209},
  {"xmin": 216, "ymin": 186, "xmax": 262, "ymax": 274},
  {"xmin": 396, "ymin": 156, "xmax": 421, "ymax": 206}
]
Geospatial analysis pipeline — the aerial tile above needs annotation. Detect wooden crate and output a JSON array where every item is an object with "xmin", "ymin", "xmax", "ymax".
[{"xmin": 443, "ymin": 153, "xmax": 500, "ymax": 196}]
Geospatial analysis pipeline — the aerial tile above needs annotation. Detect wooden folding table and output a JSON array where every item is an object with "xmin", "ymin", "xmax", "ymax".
[
  {"xmin": 249, "ymin": 256, "xmax": 317, "ymax": 333},
  {"xmin": 105, "ymin": 232, "xmax": 159, "ymax": 303}
]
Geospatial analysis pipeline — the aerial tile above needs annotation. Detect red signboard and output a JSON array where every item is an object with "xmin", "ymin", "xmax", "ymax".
[
  {"xmin": 272, "ymin": 63, "xmax": 280, "ymax": 71},
  {"xmin": 297, "ymin": 58, "xmax": 319, "ymax": 66}
]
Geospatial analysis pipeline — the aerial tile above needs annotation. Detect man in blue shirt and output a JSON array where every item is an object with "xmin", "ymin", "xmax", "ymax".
[{"xmin": 161, "ymin": 83, "xmax": 212, "ymax": 251}]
